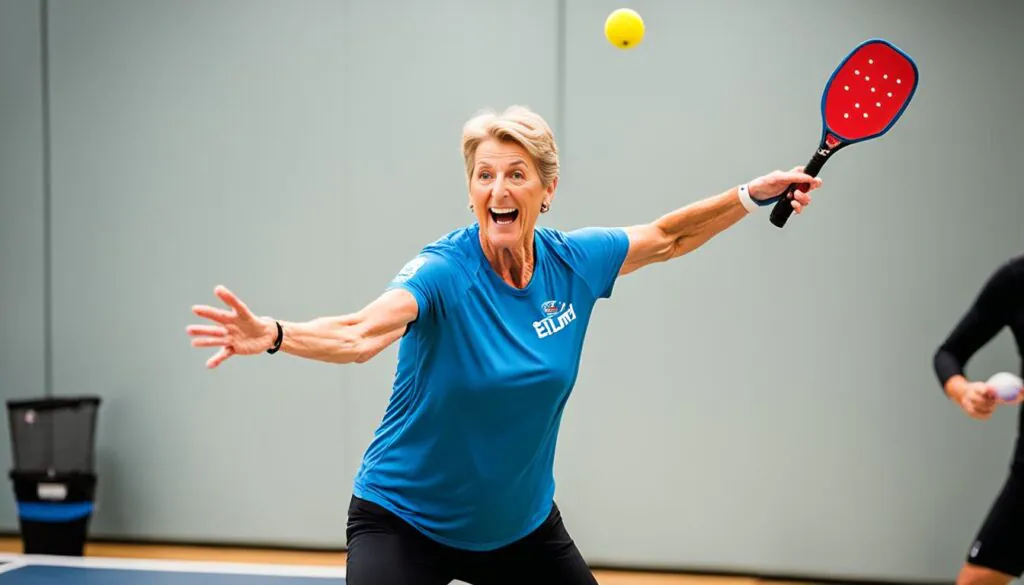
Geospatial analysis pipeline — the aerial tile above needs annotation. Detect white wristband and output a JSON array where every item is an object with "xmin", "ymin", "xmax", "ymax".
[{"xmin": 737, "ymin": 183, "xmax": 758, "ymax": 213}]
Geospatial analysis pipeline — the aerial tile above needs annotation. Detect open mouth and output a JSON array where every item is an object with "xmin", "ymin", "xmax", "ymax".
[{"xmin": 489, "ymin": 207, "xmax": 519, "ymax": 226}]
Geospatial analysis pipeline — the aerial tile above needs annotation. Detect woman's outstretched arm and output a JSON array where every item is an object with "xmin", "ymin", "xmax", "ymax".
[
  {"xmin": 619, "ymin": 167, "xmax": 821, "ymax": 276},
  {"xmin": 188, "ymin": 285, "xmax": 417, "ymax": 368}
]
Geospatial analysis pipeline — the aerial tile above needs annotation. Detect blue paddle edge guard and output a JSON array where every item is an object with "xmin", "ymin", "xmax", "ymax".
[{"xmin": 17, "ymin": 501, "xmax": 94, "ymax": 522}]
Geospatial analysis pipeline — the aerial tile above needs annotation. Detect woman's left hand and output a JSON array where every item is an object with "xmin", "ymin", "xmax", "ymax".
[{"xmin": 749, "ymin": 166, "xmax": 824, "ymax": 214}]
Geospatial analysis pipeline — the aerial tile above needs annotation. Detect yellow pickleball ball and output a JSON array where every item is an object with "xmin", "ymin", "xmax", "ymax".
[{"xmin": 604, "ymin": 8, "xmax": 644, "ymax": 49}]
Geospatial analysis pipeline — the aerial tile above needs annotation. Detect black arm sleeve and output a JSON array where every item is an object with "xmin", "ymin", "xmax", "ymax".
[{"xmin": 933, "ymin": 261, "xmax": 1014, "ymax": 392}]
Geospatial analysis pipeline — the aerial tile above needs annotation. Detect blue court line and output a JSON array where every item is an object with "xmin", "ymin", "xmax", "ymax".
[{"xmin": 0, "ymin": 554, "xmax": 349, "ymax": 584}]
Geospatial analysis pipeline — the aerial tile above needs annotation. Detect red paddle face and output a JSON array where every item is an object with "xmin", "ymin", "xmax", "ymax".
[{"xmin": 822, "ymin": 41, "xmax": 918, "ymax": 143}]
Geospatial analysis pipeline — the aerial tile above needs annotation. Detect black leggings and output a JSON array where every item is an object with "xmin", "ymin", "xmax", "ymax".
[{"xmin": 345, "ymin": 496, "xmax": 597, "ymax": 585}]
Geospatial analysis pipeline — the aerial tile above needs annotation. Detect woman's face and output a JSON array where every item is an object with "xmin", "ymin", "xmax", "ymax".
[{"xmin": 469, "ymin": 137, "xmax": 555, "ymax": 252}]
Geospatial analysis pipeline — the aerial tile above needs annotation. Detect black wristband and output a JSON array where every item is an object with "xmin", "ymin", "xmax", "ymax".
[{"xmin": 266, "ymin": 320, "xmax": 283, "ymax": 355}]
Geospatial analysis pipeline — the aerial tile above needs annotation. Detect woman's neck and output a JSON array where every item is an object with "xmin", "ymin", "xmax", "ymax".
[{"xmin": 481, "ymin": 236, "xmax": 535, "ymax": 289}]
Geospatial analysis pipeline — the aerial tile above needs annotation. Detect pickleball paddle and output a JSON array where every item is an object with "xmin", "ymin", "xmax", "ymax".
[{"xmin": 769, "ymin": 39, "xmax": 919, "ymax": 228}]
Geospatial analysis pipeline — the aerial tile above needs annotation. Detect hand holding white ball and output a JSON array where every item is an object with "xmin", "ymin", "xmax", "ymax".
[{"xmin": 986, "ymin": 372, "xmax": 1023, "ymax": 401}]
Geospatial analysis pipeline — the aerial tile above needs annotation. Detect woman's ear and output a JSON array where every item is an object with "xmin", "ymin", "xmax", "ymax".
[
  {"xmin": 542, "ymin": 177, "xmax": 558, "ymax": 212},
  {"xmin": 547, "ymin": 176, "xmax": 559, "ymax": 195}
]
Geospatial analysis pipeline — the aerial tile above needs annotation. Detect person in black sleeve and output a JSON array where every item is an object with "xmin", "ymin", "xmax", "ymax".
[{"xmin": 933, "ymin": 254, "xmax": 1024, "ymax": 585}]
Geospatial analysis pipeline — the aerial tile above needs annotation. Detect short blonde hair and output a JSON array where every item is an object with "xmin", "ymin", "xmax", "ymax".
[{"xmin": 461, "ymin": 105, "xmax": 559, "ymax": 188}]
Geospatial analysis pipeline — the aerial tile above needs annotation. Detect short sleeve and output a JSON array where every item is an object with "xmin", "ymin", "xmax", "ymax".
[
  {"xmin": 385, "ymin": 250, "xmax": 456, "ymax": 324},
  {"xmin": 563, "ymin": 227, "xmax": 631, "ymax": 299}
]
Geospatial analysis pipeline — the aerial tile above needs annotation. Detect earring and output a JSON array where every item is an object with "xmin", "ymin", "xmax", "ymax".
[
  {"xmin": 468, "ymin": 203, "xmax": 474, "ymax": 212},
  {"xmin": 540, "ymin": 202, "xmax": 550, "ymax": 213}
]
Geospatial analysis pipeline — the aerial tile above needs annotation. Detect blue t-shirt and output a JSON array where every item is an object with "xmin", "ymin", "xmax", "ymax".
[{"xmin": 352, "ymin": 222, "xmax": 630, "ymax": 551}]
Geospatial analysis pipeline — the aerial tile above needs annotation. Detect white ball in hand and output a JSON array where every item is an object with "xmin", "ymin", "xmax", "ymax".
[{"xmin": 986, "ymin": 372, "xmax": 1023, "ymax": 401}]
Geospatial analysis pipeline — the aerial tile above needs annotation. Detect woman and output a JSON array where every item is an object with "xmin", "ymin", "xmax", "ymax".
[
  {"xmin": 933, "ymin": 254, "xmax": 1024, "ymax": 585},
  {"xmin": 187, "ymin": 106, "xmax": 821, "ymax": 584}
]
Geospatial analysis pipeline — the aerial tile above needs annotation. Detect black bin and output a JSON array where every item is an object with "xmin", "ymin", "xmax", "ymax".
[{"xmin": 6, "ymin": 396, "xmax": 101, "ymax": 556}]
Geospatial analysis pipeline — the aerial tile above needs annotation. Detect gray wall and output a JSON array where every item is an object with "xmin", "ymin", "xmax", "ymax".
[
  {"xmin": 3, "ymin": 0, "xmax": 1024, "ymax": 582},
  {"xmin": 0, "ymin": 0, "xmax": 46, "ymax": 528}
]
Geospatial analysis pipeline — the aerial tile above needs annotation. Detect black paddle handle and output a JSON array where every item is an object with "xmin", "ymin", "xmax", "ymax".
[{"xmin": 769, "ymin": 149, "xmax": 830, "ymax": 228}]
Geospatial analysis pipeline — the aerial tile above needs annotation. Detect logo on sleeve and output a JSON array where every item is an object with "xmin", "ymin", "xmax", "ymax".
[
  {"xmin": 534, "ymin": 300, "xmax": 576, "ymax": 339},
  {"xmin": 393, "ymin": 256, "xmax": 427, "ymax": 283}
]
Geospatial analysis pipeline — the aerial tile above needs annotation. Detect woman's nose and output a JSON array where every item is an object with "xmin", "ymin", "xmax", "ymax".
[{"xmin": 490, "ymin": 176, "xmax": 505, "ymax": 196}]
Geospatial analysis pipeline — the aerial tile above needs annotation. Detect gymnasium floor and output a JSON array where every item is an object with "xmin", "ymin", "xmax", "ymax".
[{"xmin": 0, "ymin": 538, "xmax": 815, "ymax": 584}]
